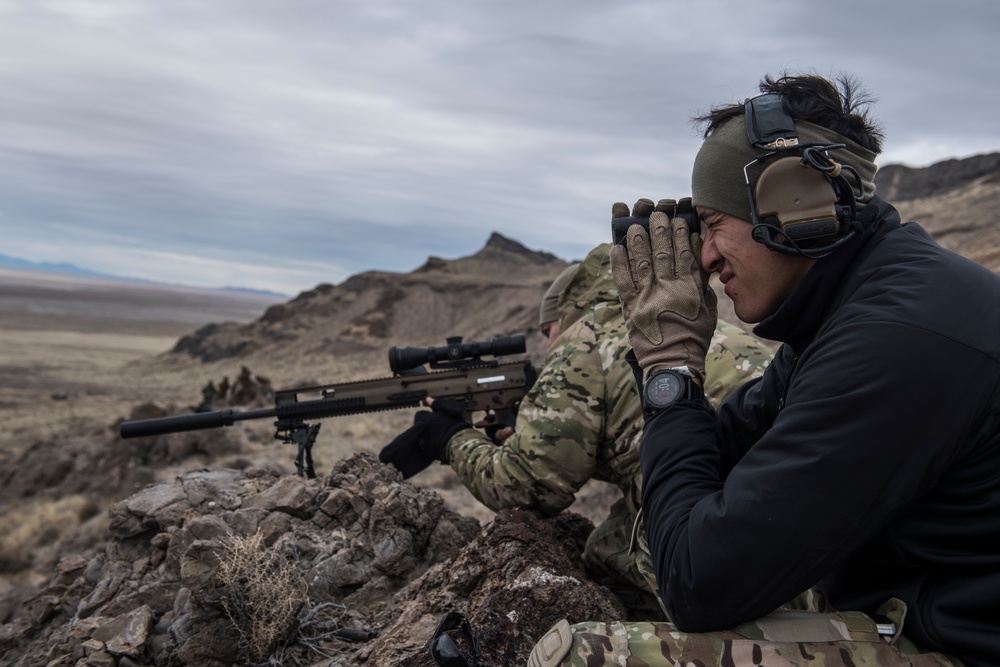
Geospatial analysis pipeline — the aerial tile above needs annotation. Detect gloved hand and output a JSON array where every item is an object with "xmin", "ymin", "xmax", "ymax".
[
  {"xmin": 378, "ymin": 398, "xmax": 472, "ymax": 478},
  {"xmin": 610, "ymin": 198, "xmax": 718, "ymax": 384},
  {"xmin": 474, "ymin": 407, "xmax": 517, "ymax": 444}
]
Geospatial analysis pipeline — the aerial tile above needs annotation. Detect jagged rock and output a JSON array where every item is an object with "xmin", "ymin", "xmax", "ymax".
[
  {"xmin": 366, "ymin": 509, "xmax": 625, "ymax": 666},
  {"xmin": 1, "ymin": 454, "xmax": 480, "ymax": 666},
  {"xmin": 90, "ymin": 605, "xmax": 154, "ymax": 658},
  {"xmin": 0, "ymin": 452, "xmax": 628, "ymax": 667}
]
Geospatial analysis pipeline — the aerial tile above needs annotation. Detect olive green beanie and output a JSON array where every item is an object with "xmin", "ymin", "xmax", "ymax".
[{"xmin": 691, "ymin": 116, "xmax": 879, "ymax": 223}]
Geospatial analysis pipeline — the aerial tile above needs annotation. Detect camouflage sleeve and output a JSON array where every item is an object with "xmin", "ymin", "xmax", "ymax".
[
  {"xmin": 704, "ymin": 319, "xmax": 774, "ymax": 406},
  {"xmin": 447, "ymin": 321, "xmax": 609, "ymax": 517}
]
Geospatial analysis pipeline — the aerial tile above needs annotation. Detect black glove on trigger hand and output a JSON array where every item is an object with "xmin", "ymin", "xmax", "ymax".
[
  {"xmin": 378, "ymin": 398, "xmax": 471, "ymax": 479},
  {"xmin": 477, "ymin": 407, "xmax": 518, "ymax": 444},
  {"xmin": 419, "ymin": 398, "xmax": 472, "ymax": 461},
  {"xmin": 379, "ymin": 420, "xmax": 435, "ymax": 479}
]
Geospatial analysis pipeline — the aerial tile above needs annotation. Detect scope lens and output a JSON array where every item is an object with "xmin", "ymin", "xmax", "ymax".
[{"xmin": 389, "ymin": 346, "xmax": 429, "ymax": 373}]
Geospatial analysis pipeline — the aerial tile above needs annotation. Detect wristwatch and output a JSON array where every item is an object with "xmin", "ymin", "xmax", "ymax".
[{"xmin": 642, "ymin": 367, "xmax": 704, "ymax": 413}]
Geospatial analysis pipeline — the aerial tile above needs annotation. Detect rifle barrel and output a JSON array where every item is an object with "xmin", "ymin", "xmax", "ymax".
[{"xmin": 119, "ymin": 407, "xmax": 277, "ymax": 438}]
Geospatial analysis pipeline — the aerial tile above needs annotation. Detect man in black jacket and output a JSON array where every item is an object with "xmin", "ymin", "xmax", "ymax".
[{"xmin": 528, "ymin": 74, "xmax": 997, "ymax": 666}]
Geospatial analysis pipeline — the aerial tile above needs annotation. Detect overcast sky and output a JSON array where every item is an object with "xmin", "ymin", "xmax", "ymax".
[{"xmin": 1, "ymin": 1, "xmax": 998, "ymax": 295}]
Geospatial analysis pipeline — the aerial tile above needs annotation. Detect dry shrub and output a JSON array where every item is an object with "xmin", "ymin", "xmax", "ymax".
[{"xmin": 216, "ymin": 530, "xmax": 307, "ymax": 663}]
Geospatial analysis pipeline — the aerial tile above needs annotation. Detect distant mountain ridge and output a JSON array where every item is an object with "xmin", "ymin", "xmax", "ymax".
[
  {"xmin": 6, "ymin": 151, "xmax": 998, "ymax": 303},
  {"xmin": 167, "ymin": 232, "xmax": 568, "ymax": 373},
  {"xmin": 0, "ymin": 253, "xmax": 107, "ymax": 278},
  {"xmin": 874, "ymin": 152, "xmax": 1000, "ymax": 202},
  {"xmin": 0, "ymin": 253, "xmax": 290, "ymax": 299}
]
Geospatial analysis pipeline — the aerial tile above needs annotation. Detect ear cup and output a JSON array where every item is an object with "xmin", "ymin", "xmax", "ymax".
[{"xmin": 754, "ymin": 156, "xmax": 841, "ymax": 244}]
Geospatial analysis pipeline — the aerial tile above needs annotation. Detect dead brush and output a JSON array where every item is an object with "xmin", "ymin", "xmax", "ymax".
[{"xmin": 216, "ymin": 529, "xmax": 307, "ymax": 663}]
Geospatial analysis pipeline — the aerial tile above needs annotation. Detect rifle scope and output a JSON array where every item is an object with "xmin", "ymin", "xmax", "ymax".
[{"xmin": 389, "ymin": 335, "xmax": 526, "ymax": 373}]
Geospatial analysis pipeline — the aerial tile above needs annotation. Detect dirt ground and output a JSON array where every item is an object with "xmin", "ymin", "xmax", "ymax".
[
  {"xmin": 0, "ymin": 268, "xmax": 620, "ymax": 532},
  {"xmin": 0, "ymin": 270, "xmax": 276, "ymax": 443}
]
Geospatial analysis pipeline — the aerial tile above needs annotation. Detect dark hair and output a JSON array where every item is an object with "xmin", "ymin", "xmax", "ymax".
[{"xmin": 693, "ymin": 72, "xmax": 885, "ymax": 154}]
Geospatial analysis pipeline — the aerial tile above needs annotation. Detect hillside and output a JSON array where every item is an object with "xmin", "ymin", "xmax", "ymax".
[
  {"xmin": 876, "ymin": 153, "xmax": 1000, "ymax": 272},
  {"xmin": 156, "ymin": 232, "xmax": 567, "ymax": 386}
]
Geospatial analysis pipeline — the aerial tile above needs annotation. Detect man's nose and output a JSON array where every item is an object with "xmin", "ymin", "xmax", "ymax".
[{"xmin": 701, "ymin": 236, "xmax": 722, "ymax": 274}]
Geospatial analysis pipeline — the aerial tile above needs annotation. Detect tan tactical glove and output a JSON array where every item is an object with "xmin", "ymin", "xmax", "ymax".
[{"xmin": 610, "ymin": 198, "xmax": 718, "ymax": 384}]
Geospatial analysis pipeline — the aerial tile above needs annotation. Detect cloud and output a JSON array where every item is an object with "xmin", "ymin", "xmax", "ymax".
[{"xmin": 1, "ymin": 0, "xmax": 998, "ymax": 292}]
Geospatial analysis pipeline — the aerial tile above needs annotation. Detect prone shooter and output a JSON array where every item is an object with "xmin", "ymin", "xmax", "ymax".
[{"xmin": 119, "ymin": 335, "xmax": 537, "ymax": 479}]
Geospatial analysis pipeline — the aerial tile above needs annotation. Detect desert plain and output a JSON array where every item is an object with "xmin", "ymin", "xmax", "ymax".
[{"xmin": 0, "ymin": 268, "xmax": 281, "ymax": 443}]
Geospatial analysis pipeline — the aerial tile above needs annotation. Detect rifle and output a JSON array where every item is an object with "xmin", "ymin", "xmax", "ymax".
[{"xmin": 119, "ymin": 335, "xmax": 537, "ymax": 479}]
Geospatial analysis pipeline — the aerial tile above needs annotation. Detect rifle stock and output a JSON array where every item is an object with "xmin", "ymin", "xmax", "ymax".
[{"xmin": 118, "ymin": 335, "xmax": 537, "ymax": 478}]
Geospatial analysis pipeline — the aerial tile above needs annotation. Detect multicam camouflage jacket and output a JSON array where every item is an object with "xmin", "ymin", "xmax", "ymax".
[{"xmin": 447, "ymin": 243, "xmax": 774, "ymax": 519}]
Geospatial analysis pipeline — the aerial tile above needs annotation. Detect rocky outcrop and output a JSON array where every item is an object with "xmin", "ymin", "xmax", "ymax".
[
  {"xmin": 365, "ymin": 509, "xmax": 623, "ymax": 666},
  {"xmin": 167, "ymin": 233, "xmax": 568, "ymax": 365},
  {"xmin": 1, "ymin": 453, "xmax": 621, "ymax": 667}
]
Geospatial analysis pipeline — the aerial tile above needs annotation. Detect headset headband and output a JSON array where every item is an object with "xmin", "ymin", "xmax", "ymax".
[{"xmin": 745, "ymin": 94, "xmax": 799, "ymax": 150}]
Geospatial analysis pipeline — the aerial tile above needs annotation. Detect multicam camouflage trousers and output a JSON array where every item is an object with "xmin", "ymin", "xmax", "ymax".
[
  {"xmin": 528, "ymin": 601, "xmax": 964, "ymax": 666},
  {"xmin": 581, "ymin": 498, "xmax": 665, "ymax": 621}
]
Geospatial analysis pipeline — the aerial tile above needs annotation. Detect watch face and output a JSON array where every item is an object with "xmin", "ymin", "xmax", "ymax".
[{"xmin": 645, "ymin": 371, "xmax": 683, "ymax": 409}]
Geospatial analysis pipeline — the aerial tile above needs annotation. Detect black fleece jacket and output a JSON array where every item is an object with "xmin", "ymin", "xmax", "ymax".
[{"xmin": 640, "ymin": 197, "xmax": 1000, "ymax": 667}]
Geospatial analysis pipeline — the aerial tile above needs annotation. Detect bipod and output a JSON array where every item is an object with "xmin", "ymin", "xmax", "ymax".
[{"xmin": 287, "ymin": 422, "xmax": 321, "ymax": 479}]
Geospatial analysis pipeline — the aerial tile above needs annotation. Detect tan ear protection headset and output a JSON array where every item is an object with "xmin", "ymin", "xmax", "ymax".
[{"xmin": 743, "ymin": 94, "xmax": 864, "ymax": 258}]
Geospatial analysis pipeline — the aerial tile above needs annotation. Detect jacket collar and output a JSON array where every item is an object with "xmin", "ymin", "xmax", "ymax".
[{"xmin": 753, "ymin": 197, "xmax": 901, "ymax": 350}]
